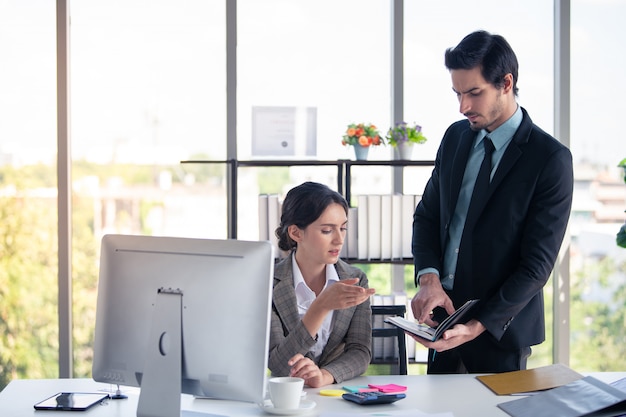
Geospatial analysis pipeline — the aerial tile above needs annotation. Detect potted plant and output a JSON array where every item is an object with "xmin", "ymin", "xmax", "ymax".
[
  {"xmin": 385, "ymin": 122, "xmax": 427, "ymax": 160},
  {"xmin": 341, "ymin": 123, "xmax": 383, "ymax": 160}
]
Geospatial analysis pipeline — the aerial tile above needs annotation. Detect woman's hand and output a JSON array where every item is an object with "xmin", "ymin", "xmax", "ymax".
[
  {"xmin": 315, "ymin": 277, "xmax": 375, "ymax": 312},
  {"xmin": 287, "ymin": 354, "xmax": 334, "ymax": 388},
  {"xmin": 302, "ymin": 278, "xmax": 375, "ymax": 344}
]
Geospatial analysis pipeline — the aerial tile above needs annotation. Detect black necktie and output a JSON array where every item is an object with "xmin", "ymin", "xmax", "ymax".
[{"xmin": 466, "ymin": 137, "xmax": 495, "ymax": 223}]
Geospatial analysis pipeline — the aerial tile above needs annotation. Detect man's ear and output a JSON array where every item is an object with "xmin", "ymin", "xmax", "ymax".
[
  {"xmin": 288, "ymin": 224, "xmax": 302, "ymax": 243},
  {"xmin": 502, "ymin": 73, "xmax": 514, "ymax": 94}
]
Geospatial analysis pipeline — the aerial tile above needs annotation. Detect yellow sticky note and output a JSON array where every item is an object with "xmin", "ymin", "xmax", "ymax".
[{"xmin": 318, "ymin": 389, "xmax": 345, "ymax": 397}]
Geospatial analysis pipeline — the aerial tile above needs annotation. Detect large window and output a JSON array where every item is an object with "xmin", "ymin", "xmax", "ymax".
[
  {"xmin": 235, "ymin": 0, "xmax": 393, "ymax": 242},
  {"xmin": 238, "ymin": 0, "xmax": 390, "ymax": 162},
  {"xmin": 1, "ymin": 1, "xmax": 625, "ymax": 387},
  {"xmin": 0, "ymin": 1, "xmax": 58, "ymax": 387},
  {"xmin": 71, "ymin": 1, "xmax": 227, "ymax": 238},
  {"xmin": 403, "ymin": 0, "xmax": 554, "ymax": 195},
  {"xmin": 569, "ymin": 0, "xmax": 626, "ymax": 371},
  {"xmin": 68, "ymin": 1, "xmax": 226, "ymax": 378}
]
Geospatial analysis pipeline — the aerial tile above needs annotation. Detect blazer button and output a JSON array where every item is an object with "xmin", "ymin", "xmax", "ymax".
[{"xmin": 503, "ymin": 318, "xmax": 513, "ymax": 331}]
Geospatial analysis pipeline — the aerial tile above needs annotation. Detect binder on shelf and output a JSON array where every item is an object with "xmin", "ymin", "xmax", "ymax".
[
  {"xmin": 340, "ymin": 231, "xmax": 348, "ymax": 259},
  {"xmin": 195, "ymin": 159, "xmax": 435, "ymax": 261},
  {"xmin": 401, "ymin": 194, "xmax": 417, "ymax": 259},
  {"xmin": 357, "ymin": 195, "xmax": 369, "ymax": 260},
  {"xmin": 391, "ymin": 194, "xmax": 403, "ymax": 259},
  {"xmin": 346, "ymin": 207, "xmax": 358, "ymax": 259},
  {"xmin": 367, "ymin": 195, "xmax": 382, "ymax": 260},
  {"xmin": 380, "ymin": 195, "xmax": 392, "ymax": 260},
  {"xmin": 267, "ymin": 194, "xmax": 281, "ymax": 256},
  {"xmin": 258, "ymin": 194, "xmax": 269, "ymax": 241}
]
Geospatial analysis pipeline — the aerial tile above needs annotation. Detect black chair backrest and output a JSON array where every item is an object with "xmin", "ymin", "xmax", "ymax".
[{"xmin": 370, "ymin": 304, "xmax": 408, "ymax": 375}]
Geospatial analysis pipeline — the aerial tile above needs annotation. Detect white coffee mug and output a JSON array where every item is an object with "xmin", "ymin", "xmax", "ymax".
[{"xmin": 268, "ymin": 377, "xmax": 304, "ymax": 410}]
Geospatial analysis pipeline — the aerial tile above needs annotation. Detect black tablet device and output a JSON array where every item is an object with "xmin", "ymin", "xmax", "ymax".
[{"xmin": 34, "ymin": 392, "xmax": 109, "ymax": 411}]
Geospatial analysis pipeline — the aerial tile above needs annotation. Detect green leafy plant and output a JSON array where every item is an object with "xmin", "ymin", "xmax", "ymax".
[
  {"xmin": 617, "ymin": 158, "xmax": 626, "ymax": 248},
  {"xmin": 385, "ymin": 122, "xmax": 427, "ymax": 147}
]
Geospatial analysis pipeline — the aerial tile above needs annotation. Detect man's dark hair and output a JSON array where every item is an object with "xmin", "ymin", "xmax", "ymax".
[{"xmin": 445, "ymin": 30, "xmax": 519, "ymax": 96}]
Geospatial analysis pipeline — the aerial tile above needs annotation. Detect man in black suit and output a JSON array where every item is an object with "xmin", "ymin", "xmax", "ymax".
[{"xmin": 410, "ymin": 30, "xmax": 573, "ymax": 373}]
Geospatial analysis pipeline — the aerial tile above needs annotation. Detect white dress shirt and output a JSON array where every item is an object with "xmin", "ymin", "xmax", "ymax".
[{"xmin": 292, "ymin": 255, "xmax": 339, "ymax": 359}]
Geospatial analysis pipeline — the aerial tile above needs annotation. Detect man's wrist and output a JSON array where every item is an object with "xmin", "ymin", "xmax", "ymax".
[
  {"xmin": 416, "ymin": 268, "xmax": 440, "ymax": 286},
  {"xmin": 418, "ymin": 273, "xmax": 440, "ymax": 287},
  {"xmin": 466, "ymin": 319, "xmax": 486, "ymax": 338}
]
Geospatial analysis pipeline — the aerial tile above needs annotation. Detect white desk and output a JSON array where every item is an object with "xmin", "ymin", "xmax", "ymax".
[{"xmin": 1, "ymin": 373, "xmax": 625, "ymax": 417}]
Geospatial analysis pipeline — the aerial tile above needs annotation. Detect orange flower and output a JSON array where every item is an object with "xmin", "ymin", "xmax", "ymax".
[{"xmin": 341, "ymin": 122, "xmax": 384, "ymax": 147}]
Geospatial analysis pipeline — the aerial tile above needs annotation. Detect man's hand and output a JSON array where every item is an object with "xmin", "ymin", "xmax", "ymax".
[
  {"xmin": 410, "ymin": 273, "xmax": 455, "ymax": 327},
  {"xmin": 410, "ymin": 319, "xmax": 486, "ymax": 352}
]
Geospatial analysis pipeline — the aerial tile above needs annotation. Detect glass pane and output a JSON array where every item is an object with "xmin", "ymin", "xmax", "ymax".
[
  {"xmin": 238, "ymin": 0, "xmax": 390, "ymax": 162},
  {"xmin": 70, "ymin": 0, "xmax": 226, "ymax": 377},
  {"xmin": 404, "ymin": 0, "xmax": 554, "ymax": 189},
  {"xmin": 570, "ymin": 0, "xmax": 626, "ymax": 371},
  {"xmin": 237, "ymin": 0, "xmax": 392, "ymax": 243},
  {"xmin": 0, "ymin": 1, "xmax": 58, "ymax": 388}
]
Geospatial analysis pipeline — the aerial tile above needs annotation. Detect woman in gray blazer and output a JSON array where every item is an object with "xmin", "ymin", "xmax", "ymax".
[{"xmin": 268, "ymin": 182, "xmax": 375, "ymax": 388}]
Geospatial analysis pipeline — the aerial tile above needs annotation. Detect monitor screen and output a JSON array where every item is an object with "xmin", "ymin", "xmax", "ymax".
[{"xmin": 92, "ymin": 234, "xmax": 274, "ymax": 415}]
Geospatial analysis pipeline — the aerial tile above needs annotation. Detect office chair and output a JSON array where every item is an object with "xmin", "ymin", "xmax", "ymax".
[{"xmin": 370, "ymin": 304, "xmax": 408, "ymax": 375}]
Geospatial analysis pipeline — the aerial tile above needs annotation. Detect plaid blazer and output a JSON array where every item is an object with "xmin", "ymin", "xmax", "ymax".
[{"xmin": 267, "ymin": 253, "xmax": 372, "ymax": 384}]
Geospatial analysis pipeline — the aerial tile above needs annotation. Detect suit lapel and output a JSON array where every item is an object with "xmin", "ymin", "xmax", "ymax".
[
  {"xmin": 448, "ymin": 129, "xmax": 475, "ymax": 215},
  {"xmin": 489, "ymin": 110, "xmax": 531, "ymax": 190},
  {"xmin": 273, "ymin": 258, "xmax": 302, "ymax": 334}
]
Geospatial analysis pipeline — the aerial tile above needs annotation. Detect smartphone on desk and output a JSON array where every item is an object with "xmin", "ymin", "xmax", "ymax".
[{"xmin": 34, "ymin": 392, "xmax": 109, "ymax": 411}]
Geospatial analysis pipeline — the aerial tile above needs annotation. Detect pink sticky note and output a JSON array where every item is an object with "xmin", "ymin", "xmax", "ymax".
[{"xmin": 367, "ymin": 383, "xmax": 407, "ymax": 393}]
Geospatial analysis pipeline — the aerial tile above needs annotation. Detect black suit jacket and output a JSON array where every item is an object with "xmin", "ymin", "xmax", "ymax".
[{"xmin": 412, "ymin": 107, "xmax": 573, "ymax": 349}]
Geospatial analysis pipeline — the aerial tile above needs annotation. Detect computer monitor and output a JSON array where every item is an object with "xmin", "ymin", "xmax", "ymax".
[{"xmin": 92, "ymin": 234, "xmax": 274, "ymax": 417}]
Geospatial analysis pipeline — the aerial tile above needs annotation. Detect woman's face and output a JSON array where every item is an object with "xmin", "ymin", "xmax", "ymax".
[{"xmin": 291, "ymin": 202, "xmax": 347, "ymax": 265}]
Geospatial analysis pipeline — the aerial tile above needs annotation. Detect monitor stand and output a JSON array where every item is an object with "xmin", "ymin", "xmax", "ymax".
[{"xmin": 137, "ymin": 288, "xmax": 183, "ymax": 417}]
